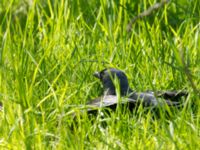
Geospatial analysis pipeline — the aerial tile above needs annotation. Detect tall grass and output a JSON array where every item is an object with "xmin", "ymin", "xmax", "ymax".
[{"xmin": 0, "ymin": 0, "xmax": 199, "ymax": 149}]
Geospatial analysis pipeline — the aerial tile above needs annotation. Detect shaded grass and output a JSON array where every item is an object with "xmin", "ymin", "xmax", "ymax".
[{"xmin": 0, "ymin": 0, "xmax": 199, "ymax": 149}]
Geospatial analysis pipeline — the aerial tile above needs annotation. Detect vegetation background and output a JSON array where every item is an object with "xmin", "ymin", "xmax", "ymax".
[{"xmin": 0, "ymin": 0, "xmax": 199, "ymax": 149}]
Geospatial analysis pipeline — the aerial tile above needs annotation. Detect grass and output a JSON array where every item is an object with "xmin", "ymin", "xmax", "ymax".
[{"xmin": 0, "ymin": 0, "xmax": 199, "ymax": 149}]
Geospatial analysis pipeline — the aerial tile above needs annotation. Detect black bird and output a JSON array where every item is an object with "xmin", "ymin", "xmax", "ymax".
[{"xmin": 86, "ymin": 68, "xmax": 188, "ymax": 111}]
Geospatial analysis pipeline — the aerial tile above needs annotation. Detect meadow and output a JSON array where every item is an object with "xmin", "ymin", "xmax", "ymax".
[{"xmin": 0, "ymin": 0, "xmax": 199, "ymax": 149}]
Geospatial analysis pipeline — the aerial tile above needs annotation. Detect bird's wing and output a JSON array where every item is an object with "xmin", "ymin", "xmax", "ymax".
[
  {"xmin": 87, "ymin": 95, "xmax": 137, "ymax": 108},
  {"xmin": 88, "ymin": 93, "xmax": 182, "ymax": 108},
  {"xmin": 144, "ymin": 90, "xmax": 188, "ymax": 99},
  {"xmin": 131, "ymin": 92, "xmax": 181, "ymax": 107},
  {"xmin": 155, "ymin": 90, "xmax": 188, "ymax": 100},
  {"xmin": 72, "ymin": 93, "xmax": 181, "ymax": 117}
]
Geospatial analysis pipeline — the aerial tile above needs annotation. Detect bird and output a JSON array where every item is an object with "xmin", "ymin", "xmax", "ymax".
[{"xmin": 86, "ymin": 68, "xmax": 188, "ymax": 113}]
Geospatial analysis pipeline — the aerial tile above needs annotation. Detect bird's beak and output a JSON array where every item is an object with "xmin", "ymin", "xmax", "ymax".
[{"xmin": 93, "ymin": 72, "xmax": 100, "ymax": 79}]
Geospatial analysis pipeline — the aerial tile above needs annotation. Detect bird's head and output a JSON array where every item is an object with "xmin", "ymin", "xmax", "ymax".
[{"xmin": 93, "ymin": 68, "xmax": 131, "ymax": 96}]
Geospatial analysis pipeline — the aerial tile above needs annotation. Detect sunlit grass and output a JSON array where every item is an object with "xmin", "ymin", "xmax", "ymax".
[{"xmin": 0, "ymin": 0, "xmax": 199, "ymax": 149}]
